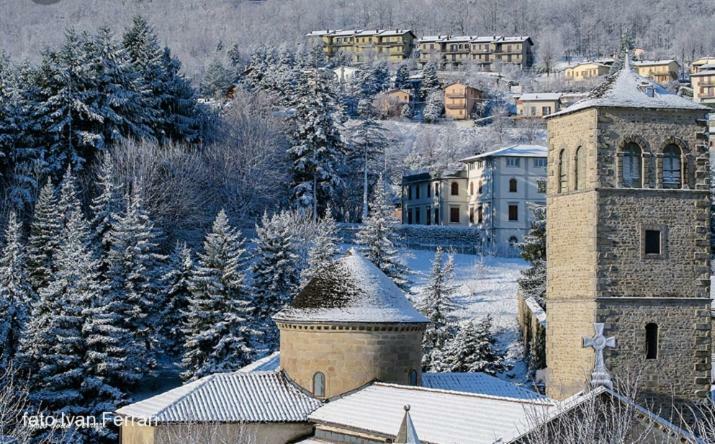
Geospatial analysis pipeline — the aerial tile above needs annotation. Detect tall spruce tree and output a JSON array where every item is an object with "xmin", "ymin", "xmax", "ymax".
[
  {"xmin": 289, "ymin": 68, "xmax": 345, "ymax": 218},
  {"xmin": 300, "ymin": 208, "xmax": 340, "ymax": 286},
  {"xmin": 444, "ymin": 315, "xmax": 508, "ymax": 375},
  {"xmin": 161, "ymin": 241, "xmax": 194, "ymax": 355},
  {"xmin": 518, "ymin": 205, "xmax": 546, "ymax": 308},
  {"xmin": 26, "ymin": 181, "xmax": 61, "ymax": 292},
  {"xmin": 356, "ymin": 176, "xmax": 410, "ymax": 291},
  {"xmin": 182, "ymin": 210, "xmax": 258, "ymax": 380},
  {"xmin": 105, "ymin": 183, "xmax": 165, "ymax": 370},
  {"xmin": 0, "ymin": 213, "xmax": 33, "ymax": 371},
  {"xmin": 421, "ymin": 61, "xmax": 440, "ymax": 98},
  {"xmin": 90, "ymin": 153, "xmax": 123, "ymax": 256},
  {"xmin": 251, "ymin": 211, "xmax": 300, "ymax": 347},
  {"xmin": 418, "ymin": 248, "xmax": 459, "ymax": 371},
  {"xmin": 394, "ymin": 63, "xmax": 411, "ymax": 89}
]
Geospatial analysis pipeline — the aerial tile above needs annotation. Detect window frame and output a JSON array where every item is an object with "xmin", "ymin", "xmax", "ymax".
[
  {"xmin": 558, "ymin": 149, "xmax": 568, "ymax": 193},
  {"xmin": 662, "ymin": 144, "xmax": 682, "ymax": 189},
  {"xmin": 449, "ymin": 206, "xmax": 461, "ymax": 223},
  {"xmin": 641, "ymin": 224, "xmax": 668, "ymax": 259},
  {"xmin": 622, "ymin": 143, "xmax": 643, "ymax": 188},
  {"xmin": 509, "ymin": 178, "xmax": 518, "ymax": 193},
  {"xmin": 451, "ymin": 182, "xmax": 459, "ymax": 196},
  {"xmin": 508, "ymin": 203, "xmax": 519, "ymax": 221},
  {"xmin": 645, "ymin": 323, "xmax": 658, "ymax": 360},
  {"xmin": 313, "ymin": 372, "xmax": 326, "ymax": 397}
]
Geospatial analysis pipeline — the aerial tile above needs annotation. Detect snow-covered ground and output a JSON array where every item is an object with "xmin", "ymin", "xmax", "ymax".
[{"xmin": 402, "ymin": 248, "xmax": 529, "ymax": 382}]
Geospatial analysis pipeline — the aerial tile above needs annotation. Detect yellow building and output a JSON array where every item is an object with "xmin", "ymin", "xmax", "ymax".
[
  {"xmin": 564, "ymin": 62, "xmax": 610, "ymax": 81},
  {"xmin": 416, "ymin": 35, "xmax": 534, "ymax": 71},
  {"xmin": 374, "ymin": 88, "xmax": 412, "ymax": 117},
  {"xmin": 444, "ymin": 82, "xmax": 483, "ymax": 120},
  {"xmin": 306, "ymin": 29, "xmax": 416, "ymax": 64},
  {"xmin": 516, "ymin": 93, "xmax": 561, "ymax": 117},
  {"xmin": 691, "ymin": 56, "xmax": 715, "ymax": 74},
  {"xmin": 691, "ymin": 64, "xmax": 715, "ymax": 106},
  {"xmin": 632, "ymin": 60, "xmax": 680, "ymax": 85}
]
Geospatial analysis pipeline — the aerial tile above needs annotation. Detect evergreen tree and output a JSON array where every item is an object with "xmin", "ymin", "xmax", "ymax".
[
  {"xmin": 418, "ymin": 248, "xmax": 459, "ymax": 371},
  {"xmin": 26, "ymin": 181, "xmax": 61, "ymax": 292},
  {"xmin": 200, "ymin": 58, "xmax": 234, "ymax": 98},
  {"xmin": 423, "ymin": 90, "xmax": 444, "ymax": 123},
  {"xmin": 90, "ymin": 153, "xmax": 123, "ymax": 256},
  {"xmin": 300, "ymin": 208, "xmax": 340, "ymax": 286},
  {"xmin": 161, "ymin": 241, "xmax": 194, "ymax": 355},
  {"xmin": 57, "ymin": 166, "xmax": 82, "ymax": 228},
  {"xmin": 357, "ymin": 60, "xmax": 390, "ymax": 99},
  {"xmin": 518, "ymin": 205, "xmax": 546, "ymax": 307},
  {"xmin": 394, "ymin": 63, "xmax": 411, "ymax": 89},
  {"xmin": 105, "ymin": 183, "xmax": 165, "ymax": 370},
  {"xmin": 289, "ymin": 69, "xmax": 345, "ymax": 217},
  {"xmin": 182, "ymin": 210, "xmax": 258, "ymax": 380},
  {"xmin": 356, "ymin": 176, "xmax": 410, "ymax": 291},
  {"xmin": 0, "ymin": 213, "xmax": 33, "ymax": 371},
  {"xmin": 443, "ymin": 316, "xmax": 508, "ymax": 375},
  {"xmin": 421, "ymin": 61, "xmax": 440, "ymax": 97},
  {"xmin": 251, "ymin": 211, "xmax": 300, "ymax": 347}
]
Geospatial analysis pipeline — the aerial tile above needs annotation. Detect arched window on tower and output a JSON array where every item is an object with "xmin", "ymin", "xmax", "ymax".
[
  {"xmin": 645, "ymin": 323, "xmax": 658, "ymax": 360},
  {"xmin": 313, "ymin": 372, "xmax": 325, "ymax": 397},
  {"xmin": 622, "ymin": 143, "xmax": 642, "ymax": 188},
  {"xmin": 575, "ymin": 147, "xmax": 585, "ymax": 191},
  {"xmin": 662, "ymin": 144, "xmax": 682, "ymax": 189},
  {"xmin": 509, "ymin": 178, "xmax": 517, "ymax": 192},
  {"xmin": 558, "ymin": 149, "xmax": 568, "ymax": 193},
  {"xmin": 409, "ymin": 369, "xmax": 418, "ymax": 385}
]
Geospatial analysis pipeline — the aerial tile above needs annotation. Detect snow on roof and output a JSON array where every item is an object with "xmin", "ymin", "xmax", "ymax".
[
  {"xmin": 524, "ymin": 297, "xmax": 547, "ymax": 326},
  {"xmin": 417, "ymin": 35, "xmax": 449, "ymax": 42},
  {"xmin": 472, "ymin": 36, "xmax": 499, "ymax": 43},
  {"xmin": 499, "ymin": 36, "xmax": 532, "ymax": 43},
  {"xmin": 421, "ymin": 373, "xmax": 547, "ymax": 401},
  {"xmin": 549, "ymin": 54, "xmax": 709, "ymax": 118},
  {"xmin": 274, "ymin": 250, "xmax": 429, "ymax": 324},
  {"xmin": 692, "ymin": 64, "xmax": 715, "ymax": 74},
  {"xmin": 238, "ymin": 351, "xmax": 280, "ymax": 373},
  {"xmin": 380, "ymin": 29, "xmax": 413, "ymax": 36},
  {"xmin": 518, "ymin": 92, "xmax": 562, "ymax": 101},
  {"xmin": 461, "ymin": 144, "xmax": 547, "ymax": 162},
  {"xmin": 115, "ymin": 371, "xmax": 321, "ymax": 423},
  {"xmin": 308, "ymin": 382, "xmax": 553, "ymax": 443},
  {"xmin": 632, "ymin": 59, "xmax": 678, "ymax": 67}
]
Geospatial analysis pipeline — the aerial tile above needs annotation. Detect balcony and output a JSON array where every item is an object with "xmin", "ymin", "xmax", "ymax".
[
  {"xmin": 446, "ymin": 92, "xmax": 466, "ymax": 99},
  {"xmin": 445, "ymin": 102, "xmax": 466, "ymax": 110}
]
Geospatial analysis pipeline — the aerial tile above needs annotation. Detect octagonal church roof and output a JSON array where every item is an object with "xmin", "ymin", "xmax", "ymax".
[{"xmin": 273, "ymin": 250, "xmax": 429, "ymax": 324}]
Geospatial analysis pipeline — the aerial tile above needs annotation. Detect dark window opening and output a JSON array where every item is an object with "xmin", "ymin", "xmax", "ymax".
[
  {"xmin": 478, "ymin": 206, "xmax": 483, "ymax": 223},
  {"xmin": 509, "ymin": 178, "xmax": 518, "ymax": 193},
  {"xmin": 415, "ymin": 185, "xmax": 420, "ymax": 199},
  {"xmin": 415, "ymin": 207, "xmax": 421, "ymax": 225},
  {"xmin": 409, "ymin": 369, "xmax": 418, "ymax": 385},
  {"xmin": 426, "ymin": 207, "xmax": 431, "ymax": 225},
  {"xmin": 450, "ymin": 207, "xmax": 460, "ymax": 223},
  {"xmin": 407, "ymin": 209, "xmax": 413, "ymax": 224},
  {"xmin": 451, "ymin": 182, "xmax": 459, "ymax": 196},
  {"xmin": 508, "ymin": 204, "xmax": 518, "ymax": 221},
  {"xmin": 469, "ymin": 207, "xmax": 475, "ymax": 224},
  {"xmin": 645, "ymin": 323, "xmax": 658, "ymax": 359},
  {"xmin": 644, "ymin": 230, "xmax": 661, "ymax": 255},
  {"xmin": 434, "ymin": 183, "xmax": 439, "ymax": 197},
  {"xmin": 434, "ymin": 208, "xmax": 439, "ymax": 224}
]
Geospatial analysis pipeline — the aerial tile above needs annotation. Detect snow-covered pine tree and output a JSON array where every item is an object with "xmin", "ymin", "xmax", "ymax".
[
  {"xmin": 444, "ymin": 315, "xmax": 508, "ymax": 375},
  {"xmin": 423, "ymin": 90, "xmax": 444, "ymax": 123},
  {"xmin": 356, "ymin": 175, "xmax": 410, "ymax": 291},
  {"xmin": 251, "ymin": 211, "xmax": 300, "ymax": 347},
  {"xmin": 0, "ymin": 213, "xmax": 33, "ymax": 371},
  {"xmin": 57, "ymin": 166, "xmax": 82, "ymax": 228},
  {"xmin": 182, "ymin": 210, "xmax": 258, "ymax": 380},
  {"xmin": 394, "ymin": 63, "xmax": 411, "ymax": 89},
  {"xmin": 20, "ymin": 208, "xmax": 95, "ymax": 419},
  {"xmin": 90, "ymin": 153, "xmax": 123, "ymax": 257},
  {"xmin": 418, "ymin": 248, "xmax": 459, "ymax": 371},
  {"xmin": 26, "ymin": 181, "xmax": 61, "ymax": 292},
  {"xmin": 289, "ymin": 68, "xmax": 345, "ymax": 218},
  {"xmin": 421, "ymin": 61, "xmax": 440, "ymax": 97},
  {"xmin": 518, "ymin": 205, "xmax": 546, "ymax": 308},
  {"xmin": 105, "ymin": 183, "xmax": 166, "ymax": 370},
  {"xmin": 300, "ymin": 207, "xmax": 340, "ymax": 286},
  {"xmin": 358, "ymin": 60, "xmax": 390, "ymax": 99},
  {"xmin": 156, "ymin": 47, "xmax": 202, "ymax": 143},
  {"xmin": 201, "ymin": 58, "xmax": 235, "ymax": 98},
  {"xmin": 160, "ymin": 241, "xmax": 194, "ymax": 355}
]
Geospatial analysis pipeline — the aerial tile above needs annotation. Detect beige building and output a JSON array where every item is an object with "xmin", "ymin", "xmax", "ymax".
[
  {"xmin": 516, "ymin": 93, "xmax": 562, "ymax": 117},
  {"xmin": 307, "ymin": 29, "xmax": 415, "ymax": 64},
  {"xmin": 564, "ymin": 62, "xmax": 610, "ymax": 81},
  {"xmin": 461, "ymin": 145, "xmax": 547, "ymax": 255},
  {"xmin": 401, "ymin": 169, "xmax": 469, "ymax": 226},
  {"xmin": 374, "ymin": 88, "xmax": 412, "ymax": 117},
  {"xmin": 443, "ymin": 82, "xmax": 483, "ymax": 120},
  {"xmin": 633, "ymin": 59, "xmax": 680, "ymax": 85},
  {"xmin": 544, "ymin": 55, "xmax": 712, "ymax": 416},
  {"xmin": 417, "ymin": 35, "xmax": 534, "ymax": 70},
  {"xmin": 691, "ymin": 56, "xmax": 715, "ymax": 73},
  {"xmin": 690, "ymin": 64, "xmax": 715, "ymax": 106}
]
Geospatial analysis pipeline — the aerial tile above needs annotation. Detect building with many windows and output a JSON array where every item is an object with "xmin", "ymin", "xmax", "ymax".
[
  {"xmin": 401, "ymin": 169, "xmax": 469, "ymax": 226},
  {"xmin": 632, "ymin": 59, "xmax": 680, "ymax": 85},
  {"xmin": 461, "ymin": 145, "xmax": 548, "ymax": 255},
  {"xmin": 516, "ymin": 93, "xmax": 562, "ymax": 117},
  {"xmin": 564, "ymin": 62, "xmax": 611, "ymax": 81},
  {"xmin": 416, "ymin": 35, "xmax": 534, "ymax": 70},
  {"xmin": 690, "ymin": 63, "xmax": 715, "ymax": 106},
  {"xmin": 443, "ymin": 82, "xmax": 483, "ymax": 120},
  {"xmin": 306, "ymin": 29, "xmax": 416, "ymax": 64}
]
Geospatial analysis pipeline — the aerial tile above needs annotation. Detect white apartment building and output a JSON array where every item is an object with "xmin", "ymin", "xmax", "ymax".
[
  {"xmin": 461, "ymin": 145, "xmax": 547, "ymax": 255},
  {"xmin": 401, "ymin": 169, "xmax": 469, "ymax": 226}
]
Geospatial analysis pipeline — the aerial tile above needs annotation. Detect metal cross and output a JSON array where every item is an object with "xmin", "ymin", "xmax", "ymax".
[{"xmin": 582, "ymin": 323, "xmax": 616, "ymax": 389}]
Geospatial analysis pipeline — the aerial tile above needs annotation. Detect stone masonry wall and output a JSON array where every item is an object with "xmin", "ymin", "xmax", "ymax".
[{"xmin": 278, "ymin": 322, "xmax": 425, "ymax": 399}]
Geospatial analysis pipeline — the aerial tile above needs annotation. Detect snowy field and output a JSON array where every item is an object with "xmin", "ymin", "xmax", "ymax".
[{"xmin": 402, "ymin": 248, "xmax": 529, "ymax": 382}]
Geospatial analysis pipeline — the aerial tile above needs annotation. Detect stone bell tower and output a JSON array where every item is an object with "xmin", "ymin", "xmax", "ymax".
[{"xmin": 544, "ymin": 54, "xmax": 712, "ymax": 412}]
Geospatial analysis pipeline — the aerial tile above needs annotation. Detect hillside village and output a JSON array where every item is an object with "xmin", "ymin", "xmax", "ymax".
[{"xmin": 0, "ymin": 2, "xmax": 714, "ymax": 443}]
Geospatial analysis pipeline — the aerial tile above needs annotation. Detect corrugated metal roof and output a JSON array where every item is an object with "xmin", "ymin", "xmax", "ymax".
[
  {"xmin": 421, "ymin": 372, "xmax": 547, "ymax": 401},
  {"xmin": 309, "ymin": 383, "xmax": 554, "ymax": 443},
  {"xmin": 116, "ymin": 371, "xmax": 322, "ymax": 423},
  {"xmin": 274, "ymin": 251, "xmax": 429, "ymax": 324},
  {"xmin": 461, "ymin": 144, "xmax": 547, "ymax": 162}
]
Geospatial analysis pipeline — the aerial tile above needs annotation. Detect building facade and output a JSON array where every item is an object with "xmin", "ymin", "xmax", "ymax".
[
  {"xmin": 691, "ymin": 64, "xmax": 715, "ymax": 106},
  {"xmin": 461, "ymin": 145, "xmax": 547, "ymax": 255},
  {"xmin": 564, "ymin": 62, "xmax": 610, "ymax": 81},
  {"xmin": 544, "ymin": 56, "xmax": 712, "ymax": 416},
  {"xmin": 401, "ymin": 170, "xmax": 469, "ymax": 226},
  {"xmin": 417, "ymin": 35, "xmax": 534, "ymax": 70},
  {"xmin": 306, "ymin": 29, "xmax": 416, "ymax": 64},
  {"xmin": 444, "ymin": 82, "xmax": 483, "ymax": 120},
  {"xmin": 516, "ymin": 93, "xmax": 562, "ymax": 117},
  {"xmin": 633, "ymin": 60, "xmax": 680, "ymax": 85},
  {"xmin": 691, "ymin": 57, "xmax": 715, "ymax": 74}
]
